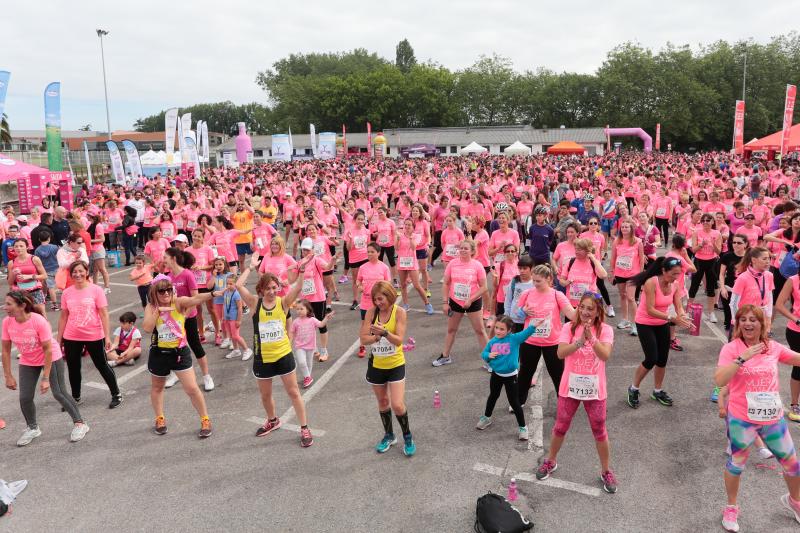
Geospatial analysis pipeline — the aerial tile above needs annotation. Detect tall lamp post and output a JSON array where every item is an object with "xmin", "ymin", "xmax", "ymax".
[{"xmin": 96, "ymin": 29, "xmax": 112, "ymax": 140}]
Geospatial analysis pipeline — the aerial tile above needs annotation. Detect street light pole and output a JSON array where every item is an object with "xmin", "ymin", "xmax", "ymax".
[
  {"xmin": 96, "ymin": 29, "xmax": 111, "ymax": 140},
  {"xmin": 742, "ymin": 48, "xmax": 747, "ymax": 102}
]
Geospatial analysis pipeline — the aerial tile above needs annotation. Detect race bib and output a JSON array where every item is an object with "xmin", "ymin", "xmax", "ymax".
[
  {"xmin": 256, "ymin": 238, "xmax": 265, "ymax": 250},
  {"xmin": 187, "ymin": 220, "xmax": 197, "ymax": 229},
  {"xmin": 258, "ymin": 320, "xmax": 285, "ymax": 343},
  {"xmin": 616, "ymin": 255, "xmax": 632, "ymax": 271},
  {"xmin": 746, "ymin": 391, "xmax": 781, "ymax": 422},
  {"xmin": 162, "ymin": 227, "xmax": 174, "ymax": 238},
  {"xmin": 313, "ymin": 242, "xmax": 325, "ymax": 256},
  {"xmin": 398, "ymin": 256, "xmax": 414, "ymax": 268},
  {"xmin": 157, "ymin": 323, "xmax": 178, "ymax": 344},
  {"xmin": 211, "ymin": 246, "xmax": 219, "ymax": 258},
  {"xmin": 193, "ymin": 269, "xmax": 208, "ymax": 285},
  {"xmin": 567, "ymin": 373, "xmax": 599, "ymax": 400},
  {"xmin": 302, "ymin": 278, "xmax": 315, "ymax": 296},
  {"xmin": 353, "ymin": 236, "xmax": 367, "ymax": 250},
  {"xmin": 569, "ymin": 282, "xmax": 587, "ymax": 301},
  {"xmin": 445, "ymin": 244, "xmax": 458, "ymax": 257},
  {"xmin": 378, "ymin": 234, "xmax": 390, "ymax": 246},
  {"xmin": 532, "ymin": 316, "xmax": 552, "ymax": 338},
  {"xmin": 494, "ymin": 253, "xmax": 506, "ymax": 264},
  {"xmin": 371, "ymin": 337, "xmax": 396, "ymax": 357},
  {"xmin": 413, "ymin": 233, "xmax": 422, "ymax": 247},
  {"xmin": 453, "ymin": 282, "xmax": 471, "ymax": 301},
  {"xmin": 655, "ymin": 207, "xmax": 666, "ymax": 218}
]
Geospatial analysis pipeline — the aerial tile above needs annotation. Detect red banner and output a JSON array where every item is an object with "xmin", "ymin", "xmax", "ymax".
[
  {"xmin": 655, "ymin": 123, "xmax": 661, "ymax": 151},
  {"xmin": 367, "ymin": 122, "xmax": 372, "ymax": 158},
  {"xmin": 733, "ymin": 100, "xmax": 745, "ymax": 155},
  {"xmin": 781, "ymin": 85, "xmax": 796, "ymax": 158}
]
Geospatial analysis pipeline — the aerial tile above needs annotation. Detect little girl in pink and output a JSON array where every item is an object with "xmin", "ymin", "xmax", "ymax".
[{"xmin": 290, "ymin": 300, "xmax": 334, "ymax": 388}]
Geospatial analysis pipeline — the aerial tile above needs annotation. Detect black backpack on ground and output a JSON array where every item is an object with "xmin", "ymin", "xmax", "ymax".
[{"xmin": 475, "ymin": 492, "xmax": 533, "ymax": 533}]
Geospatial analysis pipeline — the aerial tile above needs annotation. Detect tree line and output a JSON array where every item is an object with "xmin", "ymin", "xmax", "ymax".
[{"xmin": 135, "ymin": 35, "xmax": 800, "ymax": 151}]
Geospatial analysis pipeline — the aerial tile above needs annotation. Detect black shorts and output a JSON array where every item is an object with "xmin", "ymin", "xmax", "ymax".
[
  {"xmin": 148, "ymin": 346, "xmax": 193, "ymax": 377},
  {"xmin": 350, "ymin": 259, "xmax": 367, "ymax": 269},
  {"xmin": 366, "ymin": 360, "xmax": 406, "ymax": 385},
  {"xmin": 309, "ymin": 300, "xmax": 328, "ymax": 333},
  {"xmin": 416, "ymin": 249, "xmax": 428, "ymax": 260},
  {"xmin": 322, "ymin": 270, "xmax": 333, "ymax": 277},
  {"xmin": 252, "ymin": 352, "xmax": 296, "ymax": 380},
  {"xmin": 613, "ymin": 275, "xmax": 633, "ymax": 285},
  {"xmin": 198, "ymin": 288, "xmax": 211, "ymax": 294},
  {"xmin": 284, "ymin": 220, "xmax": 293, "ymax": 227},
  {"xmin": 449, "ymin": 297, "xmax": 482, "ymax": 314}
]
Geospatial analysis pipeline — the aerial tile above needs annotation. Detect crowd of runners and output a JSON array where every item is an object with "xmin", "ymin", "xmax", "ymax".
[{"xmin": 3, "ymin": 151, "xmax": 800, "ymax": 530}]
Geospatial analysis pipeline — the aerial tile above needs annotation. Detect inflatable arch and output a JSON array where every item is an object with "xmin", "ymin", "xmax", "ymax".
[{"xmin": 604, "ymin": 127, "xmax": 653, "ymax": 152}]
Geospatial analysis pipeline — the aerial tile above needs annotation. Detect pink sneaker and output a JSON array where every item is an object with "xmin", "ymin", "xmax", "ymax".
[
  {"xmin": 338, "ymin": 275, "xmax": 349, "ymax": 284},
  {"xmin": 302, "ymin": 376, "xmax": 314, "ymax": 388},
  {"xmin": 214, "ymin": 335, "xmax": 222, "ymax": 346},
  {"xmin": 781, "ymin": 493, "xmax": 800, "ymax": 524},
  {"xmin": 722, "ymin": 504, "xmax": 739, "ymax": 532}
]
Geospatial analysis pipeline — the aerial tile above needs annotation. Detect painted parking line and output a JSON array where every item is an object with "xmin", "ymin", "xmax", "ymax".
[
  {"xmin": 85, "ymin": 363, "xmax": 149, "ymax": 390},
  {"xmin": 529, "ymin": 366, "xmax": 544, "ymax": 450},
  {"xmin": 703, "ymin": 318, "xmax": 729, "ymax": 344},
  {"xmin": 246, "ymin": 416, "xmax": 327, "ymax": 437},
  {"xmin": 109, "ymin": 267, "xmax": 135, "ymax": 276},
  {"xmin": 110, "ymin": 282, "xmax": 138, "ymax": 288},
  {"xmin": 109, "ymin": 301, "xmax": 139, "ymax": 314},
  {"xmin": 473, "ymin": 462, "xmax": 602, "ymax": 497}
]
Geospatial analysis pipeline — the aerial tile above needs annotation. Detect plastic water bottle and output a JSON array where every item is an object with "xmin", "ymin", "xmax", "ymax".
[
  {"xmin": 433, "ymin": 390, "xmax": 441, "ymax": 409},
  {"xmin": 508, "ymin": 478, "xmax": 518, "ymax": 502}
]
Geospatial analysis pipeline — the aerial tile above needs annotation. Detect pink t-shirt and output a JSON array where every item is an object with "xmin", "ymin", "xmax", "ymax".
[
  {"xmin": 187, "ymin": 245, "xmax": 214, "ymax": 286},
  {"xmin": 61, "ymin": 283, "xmax": 108, "ymax": 341},
  {"xmin": 517, "ymin": 288, "xmax": 571, "ymax": 346},
  {"xmin": 347, "ymin": 227, "xmax": 370, "ymax": 263},
  {"xmin": 693, "ymin": 228, "xmax": 720, "ymax": 260},
  {"xmin": 299, "ymin": 256, "xmax": 328, "ymax": 303},
  {"xmin": 732, "ymin": 268, "xmax": 774, "ymax": 312},
  {"xmin": 495, "ymin": 260, "xmax": 519, "ymax": 304},
  {"xmin": 560, "ymin": 257, "xmax": 598, "ymax": 306},
  {"xmin": 259, "ymin": 253, "xmax": 297, "ymax": 296},
  {"xmin": 208, "ymin": 230, "xmax": 239, "ymax": 262},
  {"xmin": 396, "ymin": 234, "xmax": 418, "ymax": 271},
  {"xmin": 252, "ymin": 224, "xmax": 277, "ymax": 257},
  {"xmin": 2, "ymin": 313, "xmax": 62, "ymax": 366},
  {"xmin": 489, "ymin": 229, "xmax": 520, "ymax": 265},
  {"xmin": 553, "ymin": 241, "xmax": 576, "ymax": 272},
  {"xmin": 718, "ymin": 339, "xmax": 795, "ymax": 424},
  {"xmin": 445, "ymin": 258, "xmax": 487, "ymax": 307},
  {"xmin": 635, "ymin": 277, "xmax": 675, "ymax": 326},
  {"xmin": 144, "ymin": 238, "xmax": 171, "ymax": 263},
  {"xmin": 357, "ymin": 260, "xmax": 391, "ymax": 309},
  {"xmin": 290, "ymin": 316, "xmax": 323, "ymax": 350},
  {"xmin": 413, "ymin": 220, "xmax": 430, "ymax": 250},
  {"xmin": 440, "ymin": 227, "xmax": 465, "ymax": 262},
  {"xmin": 169, "ymin": 268, "xmax": 199, "ymax": 318},
  {"xmin": 613, "ymin": 239, "xmax": 642, "ymax": 278},
  {"xmin": 557, "ymin": 322, "xmax": 613, "ymax": 400},
  {"xmin": 737, "ymin": 225, "xmax": 762, "ymax": 248},
  {"xmin": 473, "ymin": 230, "xmax": 490, "ymax": 267},
  {"xmin": 374, "ymin": 218, "xmax": 396, "ymax": 247}
]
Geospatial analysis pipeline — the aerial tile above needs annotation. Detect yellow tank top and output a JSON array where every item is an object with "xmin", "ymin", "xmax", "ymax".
[
  {"xmin": 370, "ymin": 305, "xmax": 405, "ymax": 370},
  {"xmin": 154, "ymin": 309, "xmax": 186, "ymax": 349},
  {"xmin": 254, "ymin": 297, "xmax": 292, "ymax": 363}
]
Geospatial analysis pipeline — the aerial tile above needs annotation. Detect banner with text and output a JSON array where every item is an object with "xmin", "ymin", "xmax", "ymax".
[
  {"xmin": 655, "ymin": 123, "xmax": 661, "ymax": 151},
  {"xmin": 121, "ymin": 139, "xmax": 144, "ymax": 179},
  {"xmin": 781, "ymin": 84, "xmax": 797, "ymax": 158},
  {"xmin": 201, "ymin": 121, "xmax": 209, "ymax": 163},
  {"xmin": 165, "ymin": 108, "xmax": 178, "ymax": 155},
  {"xmin": 83, "ymin": 141, "xmax": 93, "ymax": 185},
  {"xmin": 44, "ymin": 82, "xmax": 63, "ymax": 171},
  {"xmin": 271, "ymin": 134, "xmax": 292, "ymax": 161},
  {"xmin": 185, "ymin": 136, "xmax": 201, "ymax": 179},
  {"xmin": 318, "ymin": 132, "xmax": 336, "ymax": 160},
  {"xmin": 310, "ymin": 123, "xmax": 317, "ymax": 157},
  {"xmin": 733, "ymin": 100, "xmax": 745, "ymax": 154},
  {"xmin": 106, "ymin": 141, "xmax": 125, "ymax": 184}
]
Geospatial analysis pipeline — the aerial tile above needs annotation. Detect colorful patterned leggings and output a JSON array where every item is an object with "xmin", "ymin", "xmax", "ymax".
[
  {"xmin": 726, "ymin": 415, "xmax": 800, "ymax": 476},
  {"xmin": 552, "ymin": 396, "xmax": 608, "ymax": 442}
]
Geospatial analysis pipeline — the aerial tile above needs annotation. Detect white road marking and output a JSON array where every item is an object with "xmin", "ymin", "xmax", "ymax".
[
  {"xmin": 110, "ymin": 282, "xmax": 138, "ymax": 288},
  {"xmin": 246, "ymin": 416, "xmax": 327, "ymax": 436},
  {"xmin": 85, "ymin": 364, "xmax": 149, "ymax": 390},
  {"xmin": 109, "ymin": 301, "xmax": 139, "ymax": 314},
  {"xmin": 473, "ymin": 462, "xmax": 601, "ymax": 497},
  {"xmin": 702, "ymin": 318, "xmax": 729, "ymax": 344},
  {"xmin": 109, "ymin": 267, "xmax": 135, "ymax": 276},
  {"xmin": 529, "ymin": 366, "xmax": 543, "ymax": 450}
]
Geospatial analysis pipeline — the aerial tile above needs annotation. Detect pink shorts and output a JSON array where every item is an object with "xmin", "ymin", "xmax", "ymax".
[
  {"xmin": 213, "ymin": 303, "xmax": 224, "ymax": 321},
  {"xmin": 552, "ymin": 396, "xmax": 608, "ymax": 442}
]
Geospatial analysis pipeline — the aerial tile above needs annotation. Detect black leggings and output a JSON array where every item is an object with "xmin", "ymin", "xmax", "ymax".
[
  {"xmin": 486, "ymin": 373, "xmax": 525, "ymax": 426},
  {"xmin": 688, "ymin": 257, "xmax": 718, "ymax": 298},
  {"xmin": 720, "ymin": 293, "xmax": 733, "ymax": 330},
  {"xmin": 786, "ymin": 328, "xmax": 800, "ymax": 381},
  {"xmin": 518, "ymin": 343, "xmax": 562, "ymax": 405},
  {"xmin": 122, "ymin": 232, "xmax": 137, "ymax": 265},
  {"xmin": 431, "ymin": 230, "xmax": 443, "ymax": 264},
  {"xmin": 655, "ymin": 218, "xmax": 670, "ymax": 245},
  {"xmin": 379, "ymin": 246, "xmax": 396, "ymax": 268},
  {"xmin": 773, "ymin": 266, "xmax": 787, "ymax": 304},
  {"xmin": 63, "ymin": 338, "xmax": 120, "ymax": 400},
  {"xmin": 635, "ymin": 322, "xmax": 671, "ymax": 370},
  {"xmin": 597, "ymin": 278, "xmax": 611, "ymax": 306},
  {"xmin": 184, "ymin": 316, "xmax": 206, "ymax": 359}
]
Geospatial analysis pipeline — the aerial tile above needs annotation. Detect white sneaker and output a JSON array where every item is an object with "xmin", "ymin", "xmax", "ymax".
[
  {"xmin": 17, "ymin": 427, "xmax": 42, "ymax": 446},
  {"xmin": 242, "ymin": 349, "xmax": 253, "ymax": 361},
  {"xmin": 108, "ymin": 360, "xmax": 118, "ymax": 368},
  {"xmin": 70, "ymin": 423, "xmax": 90, "ymax": 442},
  {"xmin": 206, "ymin": 321, "xmax": 216, "ymax": 333},
  {"xmin": 203, "ymin": 374, "xmax": 215, "ymax": 391},
  {"xmin": 518, "ymin": 426, "xmax": 529, "ymax": 441},
  {"xmin": 225, "ymin": 349, "xmax": 242, "ymax": 359},
  {"xmin": 617, "ymin": 320, "xmax": 629, "ymax": 329},
  {"xmin": 606, "ymin": 305, "xmax": 616, "ymax": 317},
  {"xmin": 164, "ymin": 372, "xmax": 179, "ymax": 388},
  {"xmin": 708, "ymin": 312, "xmax": 718, "ymax": 324},
  {"xmin": 104, "ymin": 287, "xmax": 111, "ymax": 294},
  {"xmin": 757, "ymin": 446, "xmax": 774, "ymax": 460},
  {"xmin": 220, "ymin": 338, "xmax": 232, "ymax": 349}
]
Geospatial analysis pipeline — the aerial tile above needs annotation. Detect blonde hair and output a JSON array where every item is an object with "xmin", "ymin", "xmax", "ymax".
[
  {"xmin": 270, "ymin": 236, "xmax": 287, "ymax": 256},
  {"xmin": 532, "ymin": 264, "xmax": 553, "ymax": 279},
  {"xmin": 574, "ymin": 238, "xmax": 594, "ymax": 254},
  {"xmin": 371, "ymin": 280, "xmax": 398, "ymax": 306}
]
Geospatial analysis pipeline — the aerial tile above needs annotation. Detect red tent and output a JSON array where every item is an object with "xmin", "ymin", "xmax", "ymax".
[
  {"xmin": 546, "ymin": 141, "xmax": 585, "ymax": 155},
  {"xmin": 743, "ymin": 123, "xmax": 800, "ymax": 158}
]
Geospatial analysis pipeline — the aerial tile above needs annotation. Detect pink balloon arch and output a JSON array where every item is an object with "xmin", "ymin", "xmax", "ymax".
[{"xmin": 604, "ymin": 127, "xmax": 653, "ymax": 152}]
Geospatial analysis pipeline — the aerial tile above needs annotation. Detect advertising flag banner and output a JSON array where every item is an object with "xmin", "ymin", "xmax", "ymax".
[
  {"xmin": 121, "ymin": 139, "xmax": 143, "ymax": 179},
  {"xmin": 288, "ymin": 126, "xmax": 294, "ymax": 156},
  {"xmin": 106, "ymin": 141, "xmax": 125, "ymax": 184},
  {"xmin": 83, "ymin": 141, "xmax": 93, "ymax": 185},
  {"xmin": 180, "ymin": 113, "xmax": 191, "ymax": 152},
  {"xmin": 310, "ymin": 124, "xmax": 317, "ymax": 157},
  {"xmin": 195, "ymin": 120, "xmax": 203, "ymax": 159},
  {"xmin": 165, "ymin": 108, "xmax": 178, "ymax": 155},
  {"xmin": 44, "ymin": 82, "xmax": 63, "ymax": 171},
  {"xmin": 201, "ymin": 122, "xmax": 209, "ymax": 163},
  {"xmin": 222, "ymin": 152, "xmax": 234, "ymax": 168},
  {"xmin": 0, "ymin": 71, "xmax": 10, "ymax": 121},
  {"xmin": 781, "ymin": 85, "xmax": 797, "ymax": 158},
  {"xmin": 318, "ymin": 132, "xmax": 336, "ymax": 160},
  {"xmin": 655, "ymin": 123, "xmax": 661, "ymax": 151},
  {"xmin": 367, "ymin": 122, "xmax": 372, "ymax": 157},
  {"xmin": 185, "ymin": 136, "xmax": 201, "ymax": 179},
  {"xmin": 271, "ymin": 134, "xmax": 292, "ymax": 161},
  {"xmin": 733, "ymin": 100, "xmax": 745, "ymax": 154}
]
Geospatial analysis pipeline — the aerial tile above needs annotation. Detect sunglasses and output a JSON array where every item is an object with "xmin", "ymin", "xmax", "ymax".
[
  {"xmin": 157, "ymin": 287, "xmax": 174, "ymax": 295},
  {"xmin": 589, "ymin": 221, "xmax": 599, "ymax": 225},
  {"xmin": 505, "ymin": 249, "xmax": 518, "ymax": 253},
  {"xmin": 665, "ymin": 257, "xmax": 682, "ymax": 268}
]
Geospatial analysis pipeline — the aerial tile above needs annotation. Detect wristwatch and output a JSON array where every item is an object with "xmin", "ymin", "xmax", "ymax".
[
  {"xmin": 380, "ymin": 330, "xmax": 388, "ymax": 338},
  {"xmin": 735, "ymin": 356, "xmax": 746, "ymax": 366},
  {"xmin": 575, "ymin": 339, "xmax": 585, "ymax": 348}
]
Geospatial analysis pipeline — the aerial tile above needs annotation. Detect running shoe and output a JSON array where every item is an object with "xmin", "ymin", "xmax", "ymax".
[
  {"xmin": 225, "ymin": 349, "xmax": 242, "ymax": 359},
  {"xmin": 476, "ymin": 415, "xmax": 492, "ymax": 430},
  {"xmin": 104, "ymin": 287, "xmax": 111, "ymax": 294},
  {"xmin": 108, "ymin": 359, "xmax": 118, "ymax": 368},
  {"xmin": 338, "ymin": 275, "xmax": 349, "ymax": 284},
  {"xmin": 318, "ymin": 350, "xmax": 329, "ymax": 362},
  {"xmin": 302, "ymin": 376, "xmax": 314, "ymax": 388},
  {"xmin": 375, "ymin": 433, "xmax": 397, "ymax": 453},
  {"xmin": 70, "ymin": 423, "xmax": 90, "ymax": 442},
  {"xmin": 789, "ymin": 405, "xmax": 800, "ymax": 422},
  {"xmin": 617, "ymin": 320, "xmax": 630, "ymax": 330},
  {"xmin": 358, "ymin": 345, "xmax": 366, "ymax": 358},
  {"xmin": 243, "ymin": 305, "xmax": 250, "ymax": 315},
  {"xmin": 350, "ymin": 301, "xmax": 358, "ymax": 310},
  {"xmin": 425, "ymin": 303, "xmax": 434, "ymax": 315},
  {"xmin": 256, "ymin": 418, "xmax": 281, "ymax": 437},
  {"xmin": 199, "ymin": 335, "xmax": 208, "ymax": 344},
  {"xmin": 757, "ymin": 447, "xmax": 774, "ymax": 460},
  {"xmin": 606, "ymin": 305, "xmax": 616, "ymax": 317},
  {"xmin": 518, "ymin": 426, "xmax": 529, "ymax": 441},
  {"xmin": 400, "ymin": 303, "xmax": 410, "ymax": 311},
  {"xmin": 535, "ymin": 459, "xmax": 557, "ymax": 480},
  {"xmin": 432, "ymin": 354, "xmax": 452, "ymax": 367},
  {"xmin": 203, "ymin": 374, "xmax": 215, "ymax": 392},
  {"xmin": 242, "ymin": 349, "xmax": 253, "ymax": 361},
  {"xmin": 403, "ymin": 434, "xmax": 416, "ymax": 456},
  {"xmin": 629, "ymin": 324, "xmax": 638, "ymax": 336},
  {"xmin": 721, "ymin": 505, "xmax": 739, "ymax": 532},
  {"xmin": 781, "ymin": 493, "xmax": 800, "ymax": 524},
  {"xmin": 600, "ymin": 470, "xmax": 618, "ymax": 494},
  {"xmin": 220, "ymin": 338, "xmax": 232, "ymax": 349},
  {"xmin": 392, "ymin": 279, "xmax": 400, "ymax": 289},
  {"xmin": 198, "ymin": 418, "xmax": 212, "ymax": 439},
  {"xmin": 206, "ymin": 321, "xmax": 216, "ymax": 333},
  {"xmin": 707, "ymin": 312, "xmax": 718, "ymax": 324},
  {"xmin": 627, "ymin": 387, "xmax": 640, "ymax": 409},
  {"xmin": 651, "ymin": 390, "xmax": 674, "ymax": 406},
  {"xmin": 300, "ymin": 426, "xmax": 314, "ymax": 447},
  {"xmin": 17, "ymin": 427, "xmax": 42, "ymax": 446},
  {"xmin": 154, "ymin": 416, "xmax": 167, "ymax": 435},
  {"xmin": 109, "ymin": 395, "xmax": 123, "ymax": 409},
  {"xmin": 670, "ymin": 338, "xmax": 684, "ymax": 351},
  {"xmin": 710, "ymin": 386, "xmax": 720, "ymax": 403}
]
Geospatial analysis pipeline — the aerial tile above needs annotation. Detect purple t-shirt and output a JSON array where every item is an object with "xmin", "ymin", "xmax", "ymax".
[{"xmin": 169, "ymin": 268, "xmax": 198, "ymax": 318}]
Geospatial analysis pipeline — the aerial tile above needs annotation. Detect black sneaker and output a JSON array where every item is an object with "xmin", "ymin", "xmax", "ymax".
[
  {"xmin": 651, "ymin": 390, "xmax": 674, "ymax": 406},
  {"xmin": 109, "ymin": 395, "xmax": 123, "ymax": 409},
  {"xmin": 627, "ymin": 387, "xmax": 640, "ymax": 409},
  {"xmin": 349, "ymin": 301, "xmax": 358, "ymax": 311}
]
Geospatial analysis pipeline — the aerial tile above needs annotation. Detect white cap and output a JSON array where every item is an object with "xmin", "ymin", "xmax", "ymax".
[
  {"xmin": 285, "ymin": 191, "xmax": 292, "ymax": 197},
  {"xmin": 172, "ymin": 234, "xmax": 189, "ymax": 243},
  {"xmin": 300, "ymin": 238, "xmax": 313, "ymax": 250},
  {"xmin": 16, "ymin": 215, "xmax": 27, "ymax": 222}
]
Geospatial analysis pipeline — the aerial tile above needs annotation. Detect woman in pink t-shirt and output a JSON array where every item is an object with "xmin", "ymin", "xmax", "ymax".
[
  {"xmin": 730, "ymin": 247, "xmax": 774, "ymax": 332},
  {"xmin": 775, "ymin": 272, "xmax": 800, "ymax": 419},
  {"xmin": 440, "ymin": 215, "xmax": 465, "ymax": 266},
  {"xmin": 355, "ymin": 243, "xmax": 392, "ymax": 358},
  {"xmin": 144, "ymin": 228, "xmax": 172, "ymax": 267},
  {"xmin": 627, "ymin": 256, "xmax": 693, "ymax": 409},
  {"xmin": 469, "ymin": 215, "xmax": 492, "ymax": 317},
  {"xmin": 536, "ymin": 292, "xmax": 616, "ymax": 492},
  {"xmin": 373, "ymin": 207, "xmax": 398, "ymax": 285},
  {"xmin": 433, "ymin": 239, "xmax": 489, "ymax": 367},
  {"xmin": 492, "ymin": 243, "xmax": 520, "ymax": 317},
  {"xmin": 56, "ymin": 261, "xmax": 121, "ymax": 408},
  {"xmin": 396, "ymin": 218, "xmax": 432, "ymax": 314},
  {"xmin": 304, "ymin": 223, "xmax": 338, "ymax": 308},
  {"xmin": 297, "ymin": 238, "xmax": 338, "ymax": 362},
  {"xmin": 258, "ymin": 236, "xmax": 297, "ymax": 297},
  {"xmin": 714, "ymin": 305, "xmax": 800, "ymax": 531},
  {"xmin": 344, "ymin": 210, "xmax": 371, "ymax": 308},
  {"xmin": 188, "ymin": 229, "xmax": 217, "ymax": 339},
  {"xmin": 558, "ymin": 238, "xmax": 607, "ymax": 308},
  {"xmin": 2, "ymin": 290, "xmax": 89, "ymax": 446},
  {"xmin": 688, "ymin": 214, "xmax": 722, "ymax": 324},
  {"xmin": 411, "ymin": 204, "xmax": 432, "ymax": 294},
  {"xmin": 609, "ymin": 218, "xmax": 645, "ymax": 333}
]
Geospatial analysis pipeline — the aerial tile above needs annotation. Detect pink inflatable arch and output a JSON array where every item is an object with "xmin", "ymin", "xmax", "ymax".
[
  {"xmin": 604, "ymin": 127, "xmax": 653, "ymax": 152},
  {"xmin": 235, "ymin": 122, "xmax": 252, "ymax": 163}
]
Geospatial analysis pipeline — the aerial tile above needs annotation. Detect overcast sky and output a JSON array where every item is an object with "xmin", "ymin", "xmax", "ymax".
[{"xmin": 3, "ymin": 0, "xmax": 797, "ymax": 132}]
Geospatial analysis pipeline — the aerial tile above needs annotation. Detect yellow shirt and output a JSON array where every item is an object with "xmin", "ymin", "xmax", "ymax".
[
  {"xmin": 232, "ymin": 210, "xmax": 254, "ymax": 244},
  {"xmin": 255, "ymin": 297, "xmax": 292, "ymax": 363},
  {"xmin": 154, "ymin": 309, "xmax": 186, "ymax": 349},
  {"xmin": 262, "ymin": 205, "xmax": 278, "ymax": 225},
  {"xmin": 370, "ymin": 305, "xmax": 405, "ymax": 370}
]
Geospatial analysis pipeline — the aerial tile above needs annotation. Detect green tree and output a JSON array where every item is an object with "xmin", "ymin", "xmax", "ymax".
[
  {"xmin": 395, "ymin": 39, "xmax": 417, "ymax": 74},
  {"xmin": 134, "ymin": 102, "xmax": 273, "ymax": 135}
]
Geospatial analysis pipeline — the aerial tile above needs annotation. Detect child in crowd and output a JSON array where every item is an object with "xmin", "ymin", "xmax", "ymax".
[
  {"xmin": 1, "ymin": 225, "xmax": 19, "ymax": 270},
  {"xmin": 208, "ymin": 257, "xmax": 232, "ymax": 348},
  {"xmin": 476, "ymin": 315, "xmax": 539, "ymax": 441},
  {"xmin": 34, "ymin": 230, "xmax": 60, "ymax": 310},
  {"xmin": 130, "ymin": 255, "xmax": 154, "ymax": 317},
  {"xmin": 221, "ymin": 274, "xmax": 252, "ymax": 361},
  {"xmin": 107, "ymin": 312, "xmax": 142, "ymax": 367},
  {"xmin": 289, "ymin": 300, "xmax": 335, "ymax": 388}
]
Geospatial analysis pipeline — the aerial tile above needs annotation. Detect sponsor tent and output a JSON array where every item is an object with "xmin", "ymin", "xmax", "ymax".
[
  {"xmin": 0, "ymin": 154, "xmax": 51, "ymax": 183},
  {"xmin": 503, "ymin": 140, "xmax": 531, "ymax": 156},
  {"xmin": 546, "ymin": 141, "xmax": 586, "ymax": 155},
  {"xmin": 460, "ymin": 141, "xmax": 487, "ymax": 155},
  {"xmin": 743, "ymin": 123, "xmax": 800, "ymax": 159}
]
